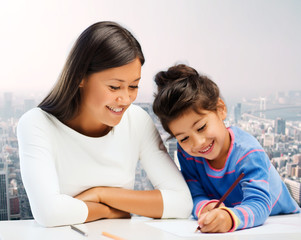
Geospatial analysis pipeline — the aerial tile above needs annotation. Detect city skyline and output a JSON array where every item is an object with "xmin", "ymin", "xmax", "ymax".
[{"xmin": 1, "ymin": 0, "xmax": 301, "ymax": 103}]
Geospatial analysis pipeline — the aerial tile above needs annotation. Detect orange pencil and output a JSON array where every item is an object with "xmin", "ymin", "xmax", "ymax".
[
  {"xmin": 195, "ymin": 172, "xmax": 245, "ymax": 232},
  {"xmin": 102, "ymin": 231, "xmax": 126, "ymax": 240}
]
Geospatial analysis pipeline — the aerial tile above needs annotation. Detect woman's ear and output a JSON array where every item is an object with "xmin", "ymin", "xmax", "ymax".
[
  {"xmin": 217, "ymin": 98, "xmax": 227, "ymax": 121},
  {"xmin": 79, "ymin": 79, "xmax": 85, "ymax": 88}
]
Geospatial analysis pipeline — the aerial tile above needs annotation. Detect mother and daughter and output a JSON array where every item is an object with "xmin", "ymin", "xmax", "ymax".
[{"xmin": 17, "ymin": 21, "xmax": 299, "ymax": 233}]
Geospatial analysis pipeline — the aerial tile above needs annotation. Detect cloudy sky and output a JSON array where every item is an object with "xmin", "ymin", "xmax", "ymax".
[{"xmin": 1, "ymin": 0, "xmax": 300, "ymax": 104}]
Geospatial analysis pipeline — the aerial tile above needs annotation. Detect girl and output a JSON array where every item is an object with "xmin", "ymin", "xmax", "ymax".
[
  {"xmin": 152, "ymin": 64, "xmax": 300, "ymax": 233},
  {"xmin": 17, "ymin": 22, "xmax": 192, "ymax": 227}
]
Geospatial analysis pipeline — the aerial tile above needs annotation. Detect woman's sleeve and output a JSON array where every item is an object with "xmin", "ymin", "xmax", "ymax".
[
  {"xmin": 17, "ymin": 110, "xmax": 88, "ymax": 227},
  {"xmin": 137, "ymin": 109, "xmax": 193, "ymax": 218}
]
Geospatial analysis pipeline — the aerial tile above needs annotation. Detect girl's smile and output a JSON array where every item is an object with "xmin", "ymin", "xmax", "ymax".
[{"xmin": 198, "ymin": 140, "xmax": 214, "ymax": 154}]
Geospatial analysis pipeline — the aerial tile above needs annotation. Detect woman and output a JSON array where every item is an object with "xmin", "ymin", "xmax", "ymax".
[{"xmin": 17, "ymin": 21, "xmax": 192, "ymax": 227}]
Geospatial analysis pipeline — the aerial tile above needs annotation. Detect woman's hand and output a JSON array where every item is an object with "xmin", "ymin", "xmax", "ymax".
[
  {"xmin": 198, "ymin": 208, "xmax": 233, "ymax": 233},
  {"xmin": 83, "ymin": 201, "xmax": 131, "ymax": 222},
  {"xmin": 74, "ymin": 187, "xmax": 103, "ymax": 203}
]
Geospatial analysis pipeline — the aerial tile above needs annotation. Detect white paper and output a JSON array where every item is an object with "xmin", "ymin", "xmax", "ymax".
[{"xmin": 145, "ymin": 215, "xmax": 301, "ymax": 237}]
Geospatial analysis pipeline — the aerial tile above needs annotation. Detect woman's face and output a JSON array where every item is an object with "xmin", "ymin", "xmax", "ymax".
[{"xmin": 78, "ymin": 58, "xmax": 141, "ymax": 129}]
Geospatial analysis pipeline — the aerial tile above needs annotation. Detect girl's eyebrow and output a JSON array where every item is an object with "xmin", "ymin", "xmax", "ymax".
[{"xmin": 174, "ymin": 119, "xmax": 203, "ymax": 137}]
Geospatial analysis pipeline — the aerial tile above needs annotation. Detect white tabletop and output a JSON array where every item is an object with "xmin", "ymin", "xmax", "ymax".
[{"xmin": 0, "ymin": 214, "xmax": 301, "ymax": 240}]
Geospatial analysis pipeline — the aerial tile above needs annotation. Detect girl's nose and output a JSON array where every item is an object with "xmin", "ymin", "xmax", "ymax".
[{"xmin": 191, "ymin": 134, "xmax": 206, "ymax": 153}]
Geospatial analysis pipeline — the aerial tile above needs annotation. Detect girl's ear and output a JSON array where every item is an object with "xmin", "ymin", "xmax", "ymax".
[{"xmin": 217, "ymin": 98, "xmax": 227, "ymax": 121}]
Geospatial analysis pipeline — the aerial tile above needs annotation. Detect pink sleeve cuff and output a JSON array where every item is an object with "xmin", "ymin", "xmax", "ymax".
[{"xmin": 196, "ymin": 199, "xmax": 219, "ymax": 218}]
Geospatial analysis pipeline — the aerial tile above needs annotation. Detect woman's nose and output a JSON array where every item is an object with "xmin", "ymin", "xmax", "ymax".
[{"xmin": 117, "ymin": 90, "xmax": 132, "ymax": 105}]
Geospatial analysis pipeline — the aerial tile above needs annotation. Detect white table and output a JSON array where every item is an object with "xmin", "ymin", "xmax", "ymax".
[{"xmin": 0, "ymin": 214, "xmax": 301, "ymax": 240}]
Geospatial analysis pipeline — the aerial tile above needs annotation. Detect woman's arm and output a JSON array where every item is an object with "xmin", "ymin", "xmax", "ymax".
[
  {"xmin": 75, "ymin": 188, "xmax": 163, "ymax": 218},
  {"xmin": 84, "ymin": 201, "xmax": 130, "ymax": 222},
  {"xmin": 17, "ymin": 109, "xmax": 89, "ymax": 227},
  {"xmin": 133, "ymin": 107, "xmax": 193, "ymax": 218}
]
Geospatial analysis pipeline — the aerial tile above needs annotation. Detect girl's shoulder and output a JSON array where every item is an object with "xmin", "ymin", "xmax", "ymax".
[{"xmin": 230, "ymin": 126, "xmax": 262, "ymax": 150}]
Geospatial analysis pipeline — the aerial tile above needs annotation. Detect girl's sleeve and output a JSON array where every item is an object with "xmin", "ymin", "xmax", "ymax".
[
  {"xmin": 137, "ymin": 110, "xmax": 193, "ymax": 218},
  {"xmin": 223, "ymin": 150, "xmax": 273, "ymax": 231},
  {"xmin": 17, "ymin": 109, "xmax": 88, "ymax": 227},
  {"xmin": 177, "ymin": 147, "xmax": 218, "ymax": 219}
]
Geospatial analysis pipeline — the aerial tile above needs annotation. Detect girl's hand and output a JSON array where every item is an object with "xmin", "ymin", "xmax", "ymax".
[
  {"xmin": 201, "ymin": 201, "xmax": 225, "ymax": 214},
  {"xmin": 198, "ymin": 208, "xmax": 233, "ymax": 233}
]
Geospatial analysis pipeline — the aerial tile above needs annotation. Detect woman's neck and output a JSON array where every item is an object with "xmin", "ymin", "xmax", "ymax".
[{"xmin": 64, "ymin": 115, "xmax": 112, "ymax": 137}]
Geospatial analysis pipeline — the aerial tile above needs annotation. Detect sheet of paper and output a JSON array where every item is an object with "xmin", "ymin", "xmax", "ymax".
[{"xmin": 145, "ymin": 215, "xmax": 301, "ymax": 237}]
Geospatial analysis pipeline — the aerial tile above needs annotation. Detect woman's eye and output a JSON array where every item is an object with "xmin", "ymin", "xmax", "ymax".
[
  {"xmin": 197, "ymin": 124, "xmax": 206, "ymax": 132},
  {"xmin": 180, "ymin": 136, "xmax": 189, "ymax": 143},
  {"xmin": 129, "ymin": 85, "xmax": 139, "ymax": 89},
  {"xmin": 109, "ymin": 86, "xmax": 120, "ymax": 90}
]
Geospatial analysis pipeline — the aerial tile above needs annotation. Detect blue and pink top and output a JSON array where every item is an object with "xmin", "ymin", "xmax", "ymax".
[{"xmin": 178, "ymin": 126, "xmax": 300, "ymax": 231}]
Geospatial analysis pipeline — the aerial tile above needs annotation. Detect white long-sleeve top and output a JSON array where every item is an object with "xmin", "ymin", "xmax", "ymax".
[{"xmin": 17, "ymin": 104, "xmax": 193, "ymax": 227}]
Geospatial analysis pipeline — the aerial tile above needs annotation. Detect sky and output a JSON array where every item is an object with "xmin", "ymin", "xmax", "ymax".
[{"xmin": 1, "ymin": 0, "xmax": 301, "ymax": 104}]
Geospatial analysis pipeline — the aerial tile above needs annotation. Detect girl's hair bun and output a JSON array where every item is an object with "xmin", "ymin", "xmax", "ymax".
[{"xmin": 154, "ymin": 64, "xmax": 199, "ymax": 90}]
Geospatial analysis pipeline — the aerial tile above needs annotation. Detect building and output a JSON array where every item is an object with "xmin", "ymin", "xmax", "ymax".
[
  {"xmin": 284, "ymin": 178, "xmax": 301, "ymax": 206},
  {"xmin": 0, "ymin": 165, "xmax": 9, "ymax": 220},
  {"xmin": 2, "ymin": 92, "xmax": 13, "ymax": 120},
  {"xmin": 234, "ymin": 103, "xmax": 242, "ymax": 123},
  {"xmin": 275, "ymin": 118, "xmax": 286, "ymax": 135}
]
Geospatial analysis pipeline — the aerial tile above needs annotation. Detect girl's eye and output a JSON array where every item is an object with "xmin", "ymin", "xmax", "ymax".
[
  {"xmin": 197, "ymin": 124, "xmax": 206, "ymax": 132},
  {"xmin": 109, "ymin": 86, "xmax": 120, "ymax": 90},
  {"xmin": 129, "ymin": 85, "xmax": 139, "ymax": 89},
  {"xmin": 180, "ymin": 136, "xmax": 189, "ymax": 143}
]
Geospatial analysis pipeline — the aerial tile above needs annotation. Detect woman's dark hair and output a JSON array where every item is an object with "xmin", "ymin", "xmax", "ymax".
[
  {"xmin": 153, "ymin": 64, "xmax": 220, "ymax": 136},
  {"xmin": 39, "ymin": 21, "xmax": 144, "ymax": 121}
]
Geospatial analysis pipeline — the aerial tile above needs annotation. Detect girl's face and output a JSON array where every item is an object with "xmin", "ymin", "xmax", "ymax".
[
  {"xmin": 77, "ymin": 58, "xmax": 141, "ymax": 132},
  {"xmin": 169, "ymin": 100, "xmax": 231, "ymax": 169}
]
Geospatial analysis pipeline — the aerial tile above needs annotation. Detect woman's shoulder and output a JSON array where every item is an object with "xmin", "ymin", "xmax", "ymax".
[{"xmin": 18, "ymin": 107, "xmax": 56, "ymax": 130}]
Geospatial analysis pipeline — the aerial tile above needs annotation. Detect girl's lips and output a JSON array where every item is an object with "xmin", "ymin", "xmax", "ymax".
[{"xmin": 199, "ymin": 141, "xmax": 214, "ymax": 155}]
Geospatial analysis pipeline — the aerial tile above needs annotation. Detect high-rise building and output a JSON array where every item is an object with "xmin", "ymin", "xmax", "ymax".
[
  {"xmin": 234, "ymin": 103, "xmax": 241, "ymax": 123},
  {"xmin": 0, "ymin": 165, "xmax": 9, "ymax": 220},
  {"xmin": 275, "ymin": 118, "xmax": 286, "ymax": 135},
  {"xmin": 259, "ymin": 97, "xmax": 266, "ymax": 118},
  {"xmin": 3, "ymin": 92, "xmax": 13, "ymax": 120},
  {"xmin": 167, "ymin": 139, "xmax": 177, "ymax": 161}
]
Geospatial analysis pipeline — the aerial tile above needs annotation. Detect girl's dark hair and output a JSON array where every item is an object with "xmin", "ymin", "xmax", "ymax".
[
  {"xmin": 38, "ymin": 21, "xmax": 144, "ymax": 121},
  {"xmin": 153, "ymin": 64, "xmax": 220, "ymax": 136}
]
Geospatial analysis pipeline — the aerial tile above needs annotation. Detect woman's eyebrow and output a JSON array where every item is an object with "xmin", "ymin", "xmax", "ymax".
[{"xmin": 107, "ymin": 77, "xmax": 141, "ymax": 82}]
